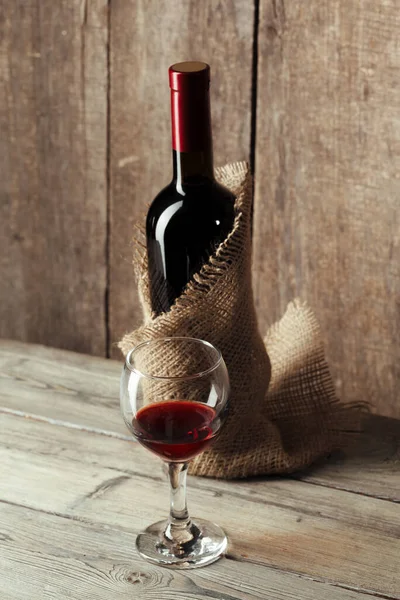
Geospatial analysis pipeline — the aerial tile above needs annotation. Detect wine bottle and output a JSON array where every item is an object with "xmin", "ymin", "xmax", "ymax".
[{"xmin": 146, "ymin": 61, "xmax": 236, "ymax": 314}]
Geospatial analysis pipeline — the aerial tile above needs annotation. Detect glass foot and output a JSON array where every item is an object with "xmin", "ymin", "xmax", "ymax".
[{"xmin": 136, "ymin": 518, "xmax": 228, "ymax": 569}]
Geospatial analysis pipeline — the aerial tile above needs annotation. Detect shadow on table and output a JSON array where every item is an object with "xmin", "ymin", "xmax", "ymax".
[{"xmin": 285, "ymin": 413, "xmax": 400, "ymax": 503}]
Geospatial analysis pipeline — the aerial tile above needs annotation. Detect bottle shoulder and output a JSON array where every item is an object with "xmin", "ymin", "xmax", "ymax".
[
  {"xmin": 147, "ymin": 182, "xmax": 181, "ymax": 213},
  {"xmin": 147, "ymin": 179, "xmax": 235, "ymax": 217},
  {"xmin": 146, "ymin": 178, "xmax": 236, "ymax": 241},
  {"xmin": 210, "ymin": 180, "xmax": 236, "ymax": 202}
]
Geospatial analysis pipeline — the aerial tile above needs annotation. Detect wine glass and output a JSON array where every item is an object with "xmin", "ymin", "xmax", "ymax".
[{"xmin": 120, "ymin": 337, "xmax": 230, "ymax": 568}]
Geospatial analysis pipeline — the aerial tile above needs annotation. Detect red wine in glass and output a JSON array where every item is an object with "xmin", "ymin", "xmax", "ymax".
[{"xmin": 132, "ymin": 400, "xmax": 219, "ymax": 462}]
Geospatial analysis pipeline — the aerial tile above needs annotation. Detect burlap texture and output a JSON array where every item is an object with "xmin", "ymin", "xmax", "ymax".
[{"xmin": 119, "ymin": 162, "xmax": 360, "ymax": 478}]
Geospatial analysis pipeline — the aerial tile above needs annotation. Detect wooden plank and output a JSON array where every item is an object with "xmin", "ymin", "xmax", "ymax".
[
  {"xmin": 1, "ymin": 413, "xmax": 399, "ymax": 597},
  {"xmin": 0, "ymin": 0, "xmax": 108, "ymax": 356},
  {"xmin": 0, "ymin": 504, "xmax": 370, "ymax": 600},
  {"xmin": 2, "ymin": 411, "xmax": 399, "ymax": 528},
  {"xmin": 2, "ymin": 340, "xmax": 400, "ymax": 507},
  {"xmin": 293, "ymin": 414, "xmax": 400, "ymax": 502},
  {"xmin": 109, "ymin": 0, "xmax": 255, "ymax": 357},
  {"xmin": 0, "ymin": 340, "xmax": 125, "ymax": 436},
  {"xmin": 253, "ymin": 0, "xmax": 400, "ymax": 417},
  {"xmin": 1, "ymin": 341, "xmax": 399, "ymax": 502}
]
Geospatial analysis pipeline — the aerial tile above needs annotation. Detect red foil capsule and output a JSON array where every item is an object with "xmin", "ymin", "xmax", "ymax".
[{"xmin": 169, "ymin": 61, "xmax": 212, "ymax": 153}]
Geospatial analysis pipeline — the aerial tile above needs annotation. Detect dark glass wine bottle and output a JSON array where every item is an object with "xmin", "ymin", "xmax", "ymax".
[{"xmin": 146, "ymin": 61, "xmax": 236, "ymax": 315}]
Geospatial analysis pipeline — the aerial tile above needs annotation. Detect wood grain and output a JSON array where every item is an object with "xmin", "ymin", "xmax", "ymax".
[
  {"xmin": 294, "ymin": 414, "xmax": 400, "ymax": 502},
  {"xmin": 0, "ymin": 0, "xmax": 108, "ymax": 355},
  {"xmin": 1, "ymin": 340, "xmax": 399, "ymax": 502},
  {"xmin": 253, "ymin": 0, "xmax": 400, "ymax": 417},
  {"xmin": 2, "ymin": 411, "xmax": 399, "ymax": 531},
  {"xmin": 0, "ymin": 339, "xmax": 125, "ymax": 436},
  {"xmin": 1, "ymin": 412, "xmax": 399, "ymax": 597},
  {"xmin": 0, "ymin": 503, "xmax": 370, "ymax": 600},
  {"xmin": 109, "ymin": 0, "xmax": 255, "ymax": 357},
  {"xmin": 1, "ymin": 342, "xmax": 399, "ymax": 598}
]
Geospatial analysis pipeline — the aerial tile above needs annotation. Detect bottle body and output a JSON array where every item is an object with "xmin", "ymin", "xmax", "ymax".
[
  {"xmin": 146, "ymin": 171, "xmax": 235, "ymax": 314},
  {"xmin": 146, "ymin": 62, "xmax": 235, "ymax": 314}
]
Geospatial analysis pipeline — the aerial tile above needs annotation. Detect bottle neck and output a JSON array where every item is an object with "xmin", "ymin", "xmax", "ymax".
[
  {"xmin": 173, "ymin": 149, "xmax": 214, "ymax": 186},
  {"xmin": 170, "ymin": 86, "xmax": 214, "ymax": 188}
]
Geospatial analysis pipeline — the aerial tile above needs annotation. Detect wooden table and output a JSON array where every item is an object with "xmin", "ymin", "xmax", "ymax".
[{"xmin": 1, "ymin": 340, "xmax": 399, "ymax": 600}]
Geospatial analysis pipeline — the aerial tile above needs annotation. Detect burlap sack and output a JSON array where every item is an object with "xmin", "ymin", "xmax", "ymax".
[{"xmin": 119, "ymin": 162, "xmax": 361, "ymax": 478}]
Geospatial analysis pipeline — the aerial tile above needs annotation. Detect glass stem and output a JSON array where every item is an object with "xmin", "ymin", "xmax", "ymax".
[
  {"xmin": 163, "ymin": 462, "xmax": 200, "ymax": 551},
  {"xmin": 168, "ymin": 462, "xmax": 190, "ymax": 526}
]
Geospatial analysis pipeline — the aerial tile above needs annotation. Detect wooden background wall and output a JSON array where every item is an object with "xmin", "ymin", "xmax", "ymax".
[{"xmin": 1, "ymin": 1, "xmax": 399, "ymax": 418}]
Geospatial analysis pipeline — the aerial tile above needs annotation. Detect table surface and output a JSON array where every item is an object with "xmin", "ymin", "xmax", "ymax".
[{"xmin": 1, "ymin": 339, "xmax": 399, "ymax": 600}]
